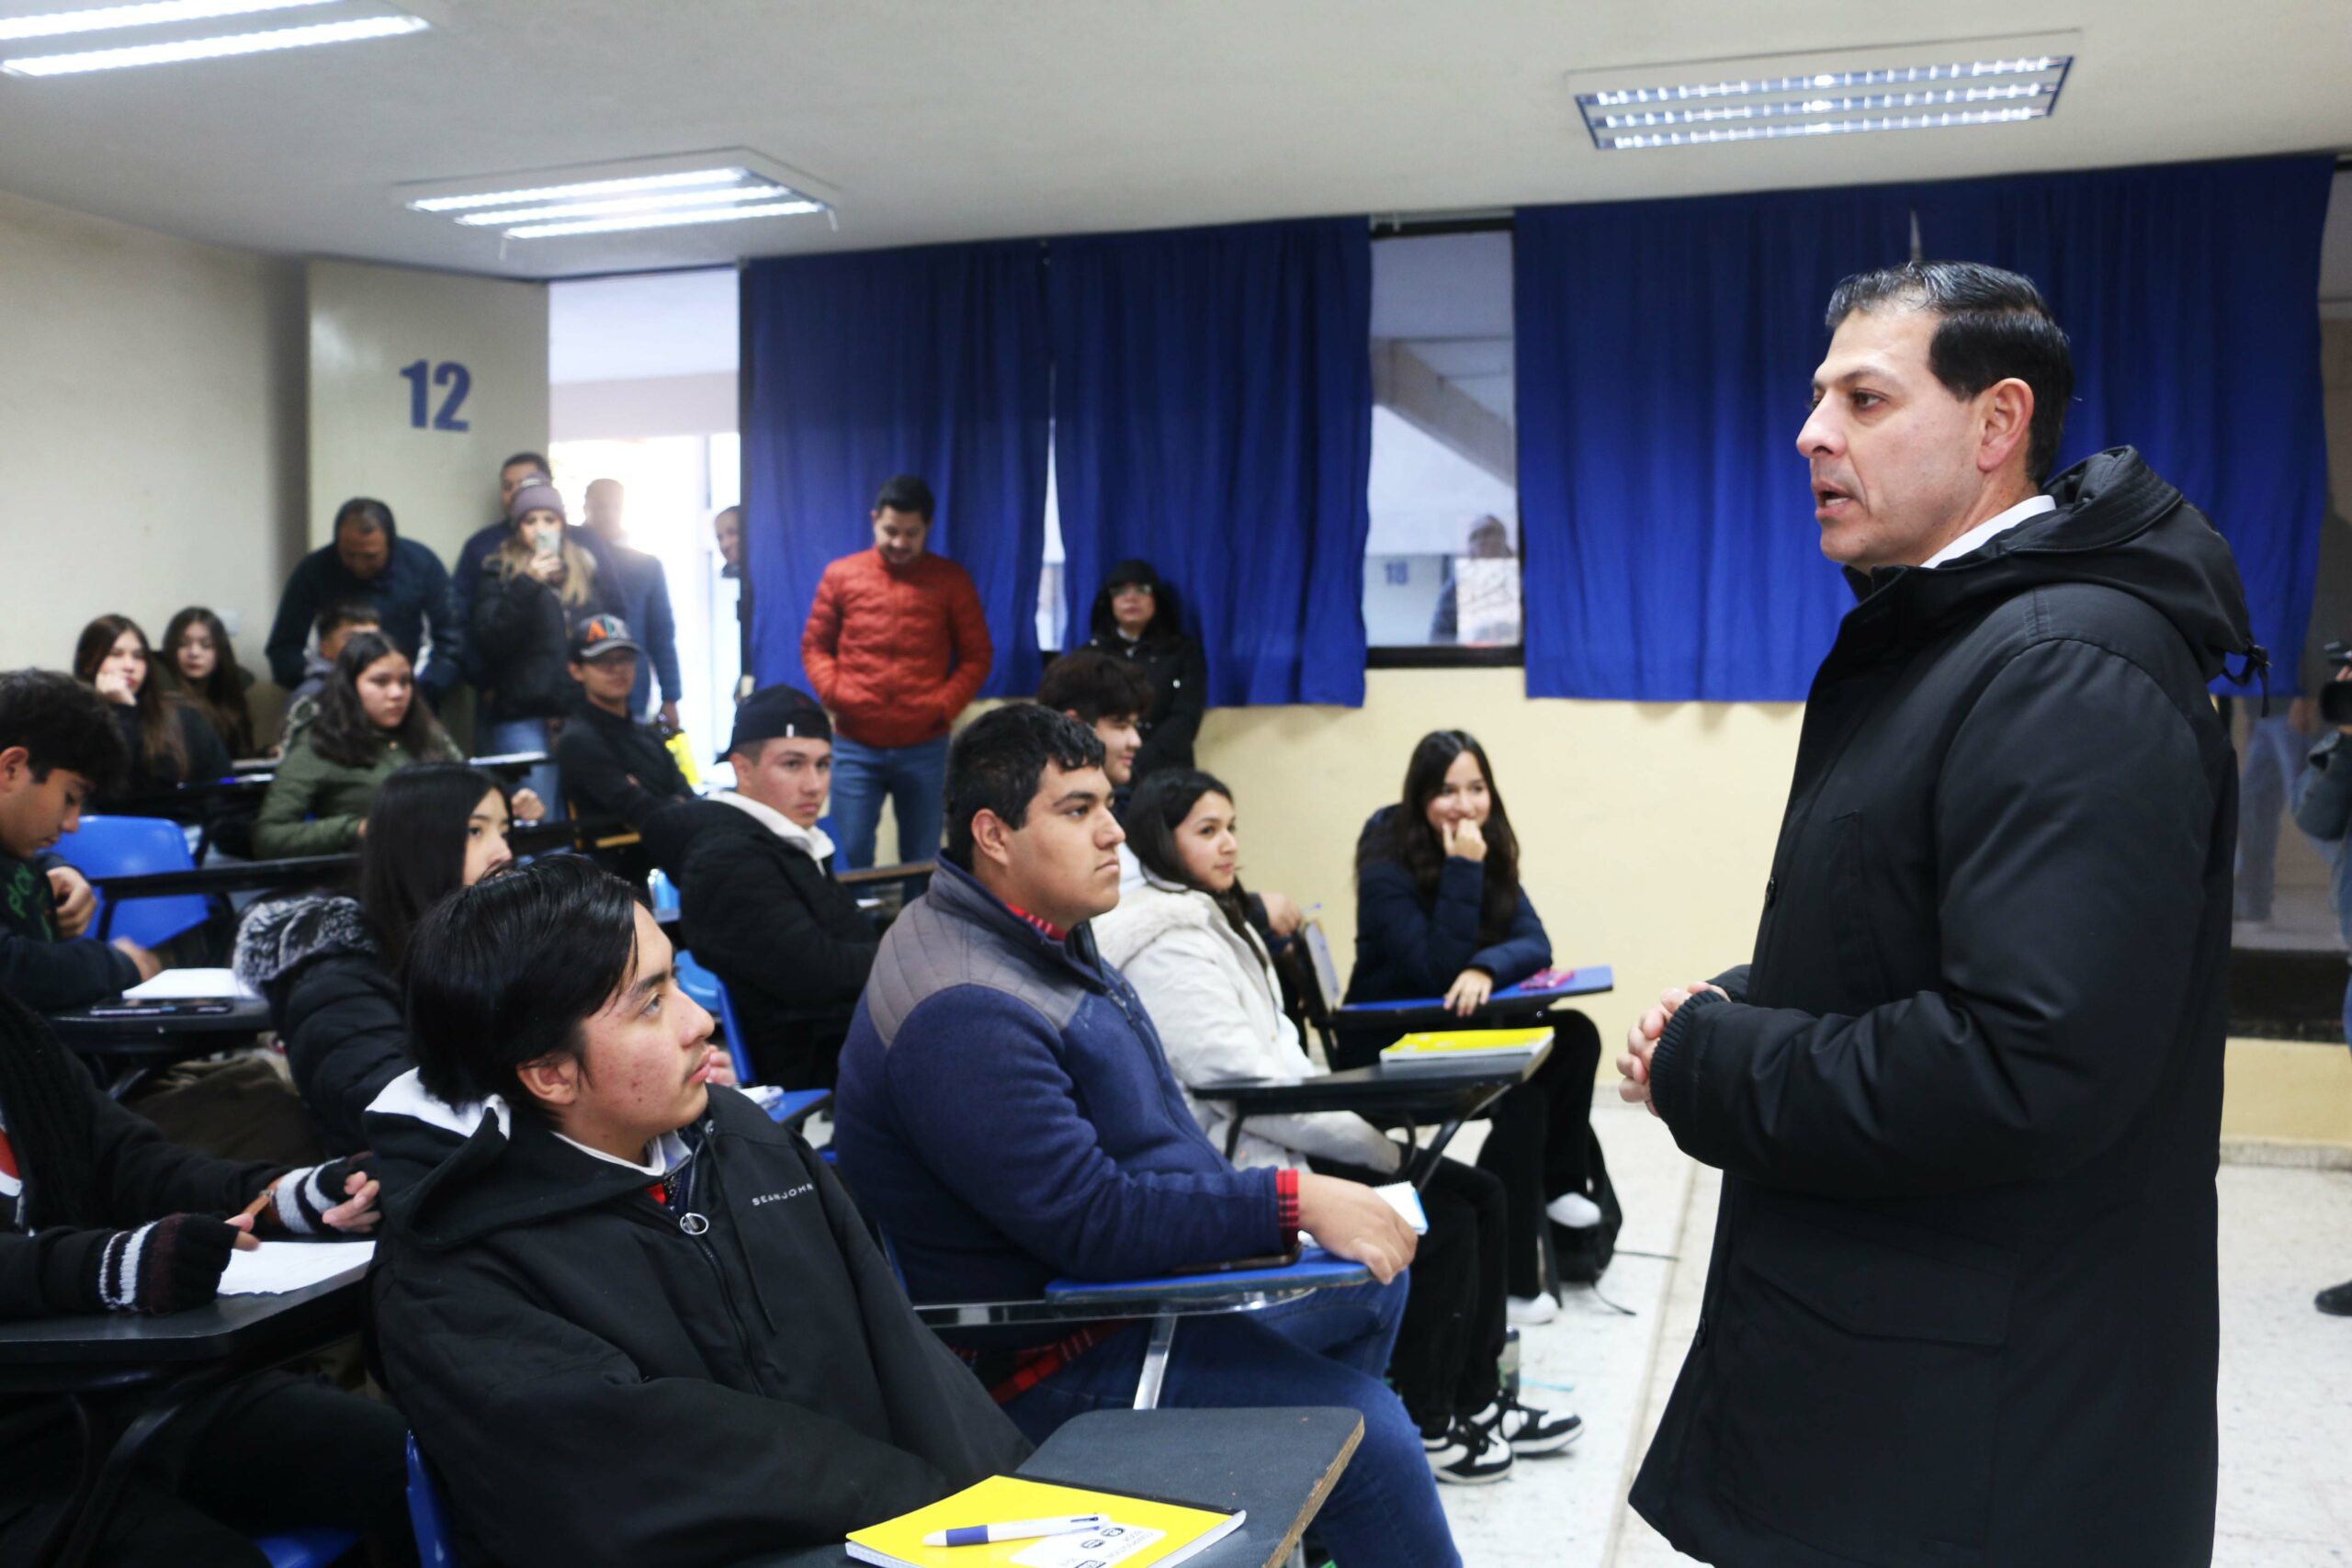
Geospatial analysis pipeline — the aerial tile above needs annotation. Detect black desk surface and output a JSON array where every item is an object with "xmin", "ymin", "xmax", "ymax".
[
  {"xmin": 0, "ymin": 1258, "xmax": 368, "ymax": 1378},
  {"xmin": 753, "ymin": 1406, "xmax": 1362, "ymax": 1568},
  {"xmin": 1197, "ymin": 1038, "xmax": 1555, "ymax": 1114},
  {"xmin": 43, "ymin": 993, "xmax": 272, "ymax": 1046}
]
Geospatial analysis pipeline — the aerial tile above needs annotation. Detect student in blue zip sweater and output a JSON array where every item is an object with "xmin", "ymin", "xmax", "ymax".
[
  {"xmin": 831, "ymin": 705, "xmax": 1461, "ymax": 1568},
  {"xmin": 367, "ymin": 855, "xmax": 1027, "ymax": 1568}
]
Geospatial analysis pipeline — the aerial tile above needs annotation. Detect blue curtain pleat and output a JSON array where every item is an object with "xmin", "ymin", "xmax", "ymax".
[
  {"xmin": 1048, "ymin": 218, "xmax": 1374, "ymax": 708},
  {"xmin": 1515, "ymin": 187, "xmax": 1917, "ymax": 701},
  {"xmin": 741, "ymin": 242, "xmax": 1050, "ymax": 699},
  {"xmin": 1912, "ymin": 156, "xmax": 2335, "ymax": 693}
]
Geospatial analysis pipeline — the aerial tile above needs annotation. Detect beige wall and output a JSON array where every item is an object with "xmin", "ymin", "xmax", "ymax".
[
  {"xmin": 1193, "ymin": 670, "xmax": 1805, "ymax": 1057},
  {"xmin": 0, "ymin": 187, "xmax": 305, "ymax": 684},
  {"xmin": 307, "ymin": 258, "xmax": 549, "ymax": 567}
]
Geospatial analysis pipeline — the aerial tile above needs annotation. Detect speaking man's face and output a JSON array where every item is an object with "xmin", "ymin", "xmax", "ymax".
[{"xmin": 1798, "ymin": 306, "xmax": 1994, "ymax": 570}]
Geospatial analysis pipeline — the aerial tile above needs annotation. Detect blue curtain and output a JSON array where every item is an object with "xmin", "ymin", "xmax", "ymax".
[
  {"xmin": 741, "ymin": 242, "xmax": 1050, "ymax": 699},
  {"xmin": 1912, "ymin": 157, "xmax": 2335, "ymax": 692},
  {"xmin": 1515, "ymin": 188, "xmax": 1916, "ymax": 700},
  {"xmin": 1049, "ymin": 218, "xmax": 1374, "ymax": 707}
]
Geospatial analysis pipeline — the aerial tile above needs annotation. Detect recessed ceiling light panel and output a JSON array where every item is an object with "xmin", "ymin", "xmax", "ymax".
[
  {"xmin": 0, "ymin": 0, "xmax": 337, "ymax": 42},
  {"xmin": 2, "ymin": 12, "xmax": 425, "ymax": 75},
  {"xmin": 404, "ymin": 155, "xmax": 830, "ymax": 240},
  {"xmin": 1574, "ymin": 43, "xmax": 2074, "ymax": 151}
]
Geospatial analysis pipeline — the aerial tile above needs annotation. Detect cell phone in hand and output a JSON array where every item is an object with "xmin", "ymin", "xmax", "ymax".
[{"xmin": 1519, "ymin": 967, "xmax": 1579, "ymax": 991}]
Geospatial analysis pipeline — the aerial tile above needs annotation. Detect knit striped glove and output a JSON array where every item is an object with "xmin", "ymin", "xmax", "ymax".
[
  {"xmin": 90, "ymin": 1214, "xmax": 243, "ymax": 1315},
  {"xmin": 253, "ymin": 1156, "xmax": 377, "ymax": 1237}
]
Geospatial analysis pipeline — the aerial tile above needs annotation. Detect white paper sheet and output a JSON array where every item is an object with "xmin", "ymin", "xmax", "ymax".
[
  {"xmin": 218, "ymin": 1240, "xmax": 373, "ymax": 1296},
  {"xmin": 1374, "ymin": 1182, "xmax": 1430, "ymax": 1234},
  {"xmin": 122, "ymin": 967, "xmax": 261, "ymax": 1002}
]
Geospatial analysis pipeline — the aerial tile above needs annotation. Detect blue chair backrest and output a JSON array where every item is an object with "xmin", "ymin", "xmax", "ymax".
[
  {"xmin": 714, "ymin": 976, "xmax": 754, "ymax": 1087},
  {"xmin": 254, "ymin": 1529, "xmax": 358, "ymax": 1568},
  {"xmin": 671, "ymin": 951, "xmax": 755, "ymax": 1084},
  {"xmin": 51, "ymin": 815, "xmax": 210, "ymax": 948},
  {"xmin": 406, "ymin": 1434, "xmax": 455, "ymax": 1565},
  {"xmin": 647, "ymin": 867, "xmax": 681, "ymax": 913}
]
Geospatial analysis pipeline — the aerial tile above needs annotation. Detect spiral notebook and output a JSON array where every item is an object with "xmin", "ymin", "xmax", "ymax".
[{"xmin": 847, "ymin": 1475, "xmax": 1243, "ymax": 1568}]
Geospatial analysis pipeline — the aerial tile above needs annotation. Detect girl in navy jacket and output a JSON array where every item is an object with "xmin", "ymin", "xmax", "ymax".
[{"xmin": 1344, "ymin": 730, "xmax": 1609, "ymax": 1312}]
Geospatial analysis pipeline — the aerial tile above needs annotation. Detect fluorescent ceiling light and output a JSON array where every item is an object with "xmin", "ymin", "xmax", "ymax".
[
  {"xmin": 3, "ymin": 12, "xmax": 424, "ymax": 75},
  {"xmin": 1578, "ymin": 54, "xmax": 2071, "ymax": 150},
  {"xmin": 454, "ymin": 183, "xmax": 794, "ymax": 228},
  {"xmin": 0, "ymin": 0, "xmax": 335, "ymax": 42},
  {"xmin": 505, "ymin": 200, "xmax": 824, "ymax": 241},
  {"xmin": 409, "ymin": 168, "xmax": 750, "ymax": 214}
]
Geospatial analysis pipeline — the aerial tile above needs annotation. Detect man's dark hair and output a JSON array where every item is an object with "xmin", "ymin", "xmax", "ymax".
[
  {"xmin": 1037, "ymin": 649, "xmax": 1154, "ymax": 727},
  {"xmin": 0, "ymin": 669, "xmax": 127, "ymax": 792},
  {"xmin": 361, "ymin": 763, "xmax": 509, "ymax": 968},
  {"xmin": 501, "ymin": 451, "xmax": 550, "ymax": 479},
  {"xmin": 943, "ymin": 704, "xmax": 1106, "ymax": 867},
  {"xmin": 333, "ymin": 496, "xmax": 396, "ymax": 542},
  {"xmin": 404, "ymin": 854, "xmax": 645, "ymax": 1112},
  {"xmin": 873, "ymin": 473, "xmax": 935, "ymax": 522},
  {"xmin": 1824, "ymin": 260, "xmax": 2075, "ymax": 484},
  {"xmin": 312, "ymin": 599, "xmax": 382, "ymax": 641}
]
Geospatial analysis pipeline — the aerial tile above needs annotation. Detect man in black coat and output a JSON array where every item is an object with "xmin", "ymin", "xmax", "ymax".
[
  {"xmin": 675, "ymin": 686, "xmax": 877, "ymax": 1088},
  {"xmin": 1619, "ymin": 262, "xmax": 2250, "ymax": 1567},
  {"xmin": 264, "ymin": 497, "xmax": 462, "ymax": 705},
  {"xmin": 368, "ymin": 857, "xmax": 1027, "ymax": 1568}
]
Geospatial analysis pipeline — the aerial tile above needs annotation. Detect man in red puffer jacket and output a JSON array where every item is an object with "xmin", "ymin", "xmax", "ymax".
[{"xmin": 801, "ymin": 474, "xmax": 993, "ymax": 869}]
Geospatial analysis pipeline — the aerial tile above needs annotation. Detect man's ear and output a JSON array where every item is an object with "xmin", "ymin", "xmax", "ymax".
[
  {"xmin": 567, "ymin": 662, "xmax": 588, "ymax": 683},
  {"xmin": 514, "ymin": 1052, "xmax": 583, "ymax": 1111},
  {"xmin": 1977, "ymin": 378, "xmax": 2037, "ymax": 477},
  {"xmin": 0, "ymin": 746, "xmax": 30, "ymax": 791},
  {"xmin": 969, "ymin": 807, "xmax": 1015, "ymax": 870}
]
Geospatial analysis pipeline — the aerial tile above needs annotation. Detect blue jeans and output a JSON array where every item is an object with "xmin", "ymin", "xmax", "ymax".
[
  {"xmin": 1002, "ymin": 1275, "xmax": 1462, "ymax": 1568},
  {"xmin": 2238, "ymin": 711, "xmax": 2335, "ymax": 919},
  {"xmin": 480, "ymin": 716, "xmax": 561, "ymax": 822},
  {"xmin": 829, "ymin": 733, "xmax": 949, "ymax": 871}
]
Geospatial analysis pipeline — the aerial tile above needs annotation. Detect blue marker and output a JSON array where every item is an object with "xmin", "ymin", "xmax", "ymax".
[{"xmin": 920, "ymin": 1513, "xmax": 1110, "ymax": 1547}]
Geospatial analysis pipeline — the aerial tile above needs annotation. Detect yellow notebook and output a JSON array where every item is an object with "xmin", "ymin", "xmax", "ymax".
[
  {"xmin": 846, "ymin": 1475, "xmax": 1244, "ymax": 1568},
  {"xmin": 1379, "ymin": 1025, "xmax": 1555, "ymax": 1070}
]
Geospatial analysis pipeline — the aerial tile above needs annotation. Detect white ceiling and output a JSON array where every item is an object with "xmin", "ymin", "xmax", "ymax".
[{"xmin": 0, "ymin": 0, "xmax": 2345, "ymax": 282}]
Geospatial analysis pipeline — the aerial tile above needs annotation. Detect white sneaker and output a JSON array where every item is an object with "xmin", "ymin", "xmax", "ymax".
[
  {"xmin": 1423, "ymin": 1418, "xmax": 1516, "ymax": 1484},
  {"xmin": 1547, "ymin": 1192, "xmax": 1603, "ymax": 1229},
  {"xmin": 1506, "ymin": 1292, "xmax": 1558, "ymax": 1325}
]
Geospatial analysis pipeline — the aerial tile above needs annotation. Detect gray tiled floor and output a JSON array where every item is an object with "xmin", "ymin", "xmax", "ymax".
[{"xmin": 1436, "ymin": 1100, "xmax": 2352, "ymax": 1567}]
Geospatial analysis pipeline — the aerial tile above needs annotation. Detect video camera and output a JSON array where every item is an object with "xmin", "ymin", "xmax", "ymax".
[{"xmin": 2321, "ymin": 642, "xmax": 2352, "ymax": 726}]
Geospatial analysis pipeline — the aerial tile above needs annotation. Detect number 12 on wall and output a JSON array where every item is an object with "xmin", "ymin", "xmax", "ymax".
[{"xmin": 399, "ymin": 359, "xmax": 472, "ymax": 431}]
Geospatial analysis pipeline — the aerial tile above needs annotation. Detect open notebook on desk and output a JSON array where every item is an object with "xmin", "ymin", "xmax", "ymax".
[{"xmin": 849, "ymin": 1475, "xmax": 1242, "ymax": 1568}]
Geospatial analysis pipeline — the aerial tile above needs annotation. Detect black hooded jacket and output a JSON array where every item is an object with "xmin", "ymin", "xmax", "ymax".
[
  {"xmin": 365, "ymin": 1075, "xmax": 1027, "ymax": 1567},
  {"xmin": 1084, "ymin": 560, "xmax": 1208, "ymax": 780},
  {"xmin": 1630, "ymin": 450, "xmax": 2250, "ymax": 1567},
  {"xmin": 233, "ymin": 896, "xmax": 406, "ymax": 1158}
]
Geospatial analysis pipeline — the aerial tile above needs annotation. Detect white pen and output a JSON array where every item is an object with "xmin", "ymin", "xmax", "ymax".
[{"xmin": 920, "ymin": 1513, "xmax": 1111, "ymax": 1547}]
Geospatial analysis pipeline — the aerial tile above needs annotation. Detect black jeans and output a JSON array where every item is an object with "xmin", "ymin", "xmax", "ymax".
[
  {"xmin": 1473, "ymin": 1010, "xmax": 1605, "ymax": 1299},
  {"xmin": 0, "ymin": 1369, "xmax": 413, "ymax": 1566},
  {"xmin": 1310, "ymin": 1152, "xmax": 1509, "ymax": 1435}
]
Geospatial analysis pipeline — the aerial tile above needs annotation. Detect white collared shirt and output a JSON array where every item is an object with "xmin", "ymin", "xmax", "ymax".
[
  {"xmin": 1919, "ymin": 493, "xmax": 2058, "ymax": 570},
  {"xmin": 715, "ymin": 789, "xmax": 837, "ymax": 863},
  {"xmin": 552, "ymin": 1128, "xmax": 694, "ymax": 1178}
]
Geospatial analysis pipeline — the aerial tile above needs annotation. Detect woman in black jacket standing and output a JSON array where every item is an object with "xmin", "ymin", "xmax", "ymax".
[
  {"xmin": 235, "ymin": 763, "xmax": 523, "ymax": 1155},
  {"xmin": 1343, "ymin": 730, "xmax": 1610, "ymax": 1322},
  {"xmin": 470, "ymin": 477, "xmax": 606, "ymax": 811},
  {"xmin": 1084, "ymin": 558, "xmax": 1206, "ymax": 784},
  {"xmin": 72, "ymin": 614, "xmax": 231, "ymax": 797}
]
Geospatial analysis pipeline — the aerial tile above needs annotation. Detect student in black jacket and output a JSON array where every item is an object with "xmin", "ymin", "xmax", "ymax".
[
  {"xmin": 72, "ymin": 615, "xmax": 232, "ymax": 798},
  {"xmin": 0, "ymin": 990, "xmax": 405, "ymax": 1563},
  {"xmin": 0, "ymin": 671, "xmax": 161, "ymax": 1008},
  {"xmin": 553, "ymin": 614, "xmax": 693, "ymax": 840},
  {"xmin": 1083, "ymin": 558, "xmax": 1207, "ymax": 784},
  {"xmin": 368, "ymin": 855, "xmax": 1030, "ymax": 1568},
  {"xmin": 235, "ymin": 763, "xmax": 518, "ymax": 1156},
  {"xmin": 677, "ymin": 687, "xmax": 877, "ymax": 1088}
]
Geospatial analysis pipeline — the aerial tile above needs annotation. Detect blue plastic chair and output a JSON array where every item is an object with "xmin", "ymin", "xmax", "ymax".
[
  {"xmin": 254, "ymin": 1529, "xmax": 358, "ymax": 1567},
  {"xmin": 405, "ymin": 1435, "xmax": 455, "ymax": 1566},
  {"xmin": 673, "ymin": 953, "xmax": 759, "ymax": 1087},
  {"xmin": 647, "ymin": 867, "xmax": 682, "ymax": 915},
  {"xmin": 50, "ymin": 815, "xmax": 213, "ymax": 948}
]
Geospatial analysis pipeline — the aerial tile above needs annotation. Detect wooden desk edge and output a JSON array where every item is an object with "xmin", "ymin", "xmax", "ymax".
[{"xmin": 1264, "ymin": 1412, "xmax": 1362, "ymax": 1568}]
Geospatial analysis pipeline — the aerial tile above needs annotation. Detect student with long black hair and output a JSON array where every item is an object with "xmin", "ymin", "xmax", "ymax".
[
  {"xmin": 1345, "ymin": 729, "xmax": 1611, "ymax": 1321},
  {"xmin": 1083, "ymin": 558, "xmax": 1206, "ymax": 783},
  {"xmin": 1099, "ymin": 768, "xmax": 1578, "ymax": 1482},
  {"xmin": 72, "ymin": 614, "xmax": 231, "ymax": 798},
  {"xmin": 235, "ymin": 763, "xmax": 517, "ymax": 1155},
  {"xmin": 252, "ymin": 632, "xmax": 468, "ymax": 859},
  {"xmin": 160, "ymin": 606, "xmax": 259, "ymax": 760}
]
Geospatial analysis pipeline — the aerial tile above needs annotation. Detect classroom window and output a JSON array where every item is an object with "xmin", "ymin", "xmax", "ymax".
[{"xmin": 1364, "ymin": 228, "xmax": 1521, "ymax": 654}]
